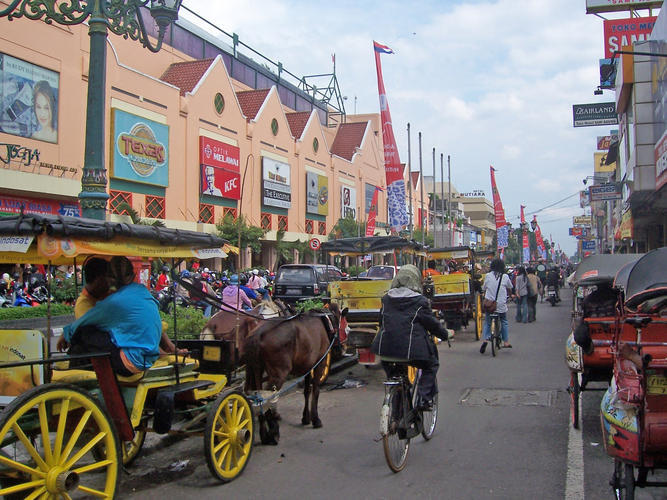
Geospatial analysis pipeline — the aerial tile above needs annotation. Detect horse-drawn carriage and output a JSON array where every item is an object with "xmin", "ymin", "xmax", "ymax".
[
  {"xmin": 426, "ymin": 246, "xmax": 489, "ymax": 340},
  {"xmin": 0, "ymin": 214, "xmax": 253, "ymax": 498},
  {"xmin": 598, "ymin": 247, "xmax": 667, "ymax": 498},
  {"xmin": 565, "ymin": 253, "xmax": 643, "ymax": 429},
  {"xmin": 322, "ymin": 236, "xmax": 425, "ymax": 365}
]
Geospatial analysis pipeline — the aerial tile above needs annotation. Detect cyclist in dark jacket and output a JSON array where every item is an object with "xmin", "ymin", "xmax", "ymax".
[{"xmin": 371, "ymin": 265, "xmax": 449, "ymax": 408}]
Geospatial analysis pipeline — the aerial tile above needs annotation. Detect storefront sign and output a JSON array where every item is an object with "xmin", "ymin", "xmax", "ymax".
[
  {"xmin": 0, "ymin": 194, "xmax": 80, "ymax": 217},
  {"xmin": 594, "ymin": 151, "xmax": 616, "ymax": 174},
  {"xmin": 619, "ymin": 209, "xmax": 634, "ymax": 239},
  {"xmin": 590, "ymin": 183, "xmax": 623, "ymax": 201},
  {"xmin": 199, "ymin": 137, "xmax": 240, "ymax": 200},
  {"xmin": 569, "ymin": 227, "xmax": 583, "ymax": 237},
  {"xmin": 587, "ymin": 0, "xmax": 663, "ymax": 14},
  {"xmin": 573, "ymin": 102, "xmax": 618, "ymax": 127},
  {"xmin": 582, "ymin": 240, "xmax": 596, "ymax": 251},
  {"xmin": 580, "ymin": 189, "xmax": 590, "ymax": 208},
  {"xmin": 656, "ymin": 119, "xmax": 667, "ymax": 191},
  {"xmin": 306, "ymin": 171, "xmax": 328, "ymax": 216},
  {"xmin": 597, "ymin": 132, "xmax": 618, "ymax": 151},
  {"xmin": 341, "ymin": 185, "xmax": 357, "ymax": 219},
  {"xmin": 0, "ymin": 143, "xmax": 39, "ymax": 166},
  {"xmin": 573, "ymin": 216, "xmax": 592, "ymax": 226},
  {"xmin": 0, "ymin": 235, "xmax": 33, "ymax": 253},
  {"xmin": 365, "ymin": 183, "xmax": 376, "ymax": 214},
  {"xmin": 459, "ymin": 190, "xmax": 486, "ymax": 197},
  {"xmin": 112, "ymin": 109, "xmax": 169, "ymax": 187},
  {"xmin": 0, "ymin": 330, "xmax": 44, "ymax": 403},
  {"xmin": 262, "ymin": 157, "xmax": 291, "ymax": 209},
  {"xmin": 603, "ymin": 16, "xmax": 657, "ymax": 58},
  {"xmin": 0, "ymin": 53, "xmax": 60, "ymax": 144}
]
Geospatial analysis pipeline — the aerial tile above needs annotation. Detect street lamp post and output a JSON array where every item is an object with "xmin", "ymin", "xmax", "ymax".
[{"xmin": 1, "ymin": 0, "xmax": 182, "ymax": 220}]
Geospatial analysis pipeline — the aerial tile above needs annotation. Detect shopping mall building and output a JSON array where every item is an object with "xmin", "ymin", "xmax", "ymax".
[{"xmin": 0, "ymin": 8, "xmax": 433, "ymax": 270}]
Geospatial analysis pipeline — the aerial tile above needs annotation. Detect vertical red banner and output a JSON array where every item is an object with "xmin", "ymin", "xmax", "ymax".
[
  {"xmin": 365, "ymin": 187, "xmax": 381, "ymax": 237},
  {"xmin": 490, "ymin": 166, "xmax": 508, "ymax": 253},
  {"xmin": 520, "ymin": 205, "xmax": 530, "ymax": 262}
]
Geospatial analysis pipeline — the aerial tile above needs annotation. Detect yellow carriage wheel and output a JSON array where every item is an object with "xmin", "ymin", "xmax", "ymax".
[
  {"xmin": 0, "ymin": 384, "xmax": 119, "ymax": 499},
  {"xmin": 312, "ymin": 352, "xmax": 331, "ymax": 385},
  {"xmin": 475, "ymin": 293, "xmax": 483, "ymax": 341},
  {"xmin": 205, "ymin": 390, "xmax": 254, "ymax": 483},
  {"xmin": 121, "ymin": 428, "xmax": 146, "ymax": 466}
]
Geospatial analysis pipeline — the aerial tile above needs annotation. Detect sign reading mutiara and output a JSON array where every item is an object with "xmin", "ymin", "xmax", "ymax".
[
  {"xmin": 573, "ymin": 102, "xmax": 618, "ymax": 127},
  {"xmin": 262, "ymin": 157, "xmax": 291, "ymax": 209},
  {"xmin": 112, "ymin": 109, "xmax": 168, "ymax": 187}
]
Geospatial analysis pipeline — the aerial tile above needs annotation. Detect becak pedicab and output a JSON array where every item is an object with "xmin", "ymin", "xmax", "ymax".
[
  {"xmin": 565, "ymin": 253, "xmax": 643, "ymax": 429},
  {"xmin": 0, "ymin": 214, "xmax": 253, "ymax": 498},
  {"xmin": 600, "ymin": 247, "xmax": 667, "ymax": 499}
]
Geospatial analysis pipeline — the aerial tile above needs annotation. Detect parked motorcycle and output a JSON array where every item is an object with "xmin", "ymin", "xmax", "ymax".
[{"xmin": 546, "ymin": 285, "xmax": 558, "ymax": 306}]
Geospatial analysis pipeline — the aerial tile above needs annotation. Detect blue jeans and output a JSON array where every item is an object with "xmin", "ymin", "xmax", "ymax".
[
  {"xmin": 515, "ymin": 296, "xmax": 528, "ymax": 323},
  {"xmin": 483, "ymin": 312, "xmax": 509, "ymax": 343}
]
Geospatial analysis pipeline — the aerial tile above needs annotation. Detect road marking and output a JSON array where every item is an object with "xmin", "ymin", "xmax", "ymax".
[{"xmin": 565, "ymin": 395, "xmax": 585, "ymax": 500}]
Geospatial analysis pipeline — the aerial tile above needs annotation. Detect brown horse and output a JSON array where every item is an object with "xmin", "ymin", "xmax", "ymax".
[{"xmin": 243, "ymin": 302, "xmax": 347, "ymax": 429}]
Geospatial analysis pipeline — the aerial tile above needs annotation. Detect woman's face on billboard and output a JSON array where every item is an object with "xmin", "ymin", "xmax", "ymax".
[{"xmin": 34, "ymin": 92, "xmax": 52, "ymax": 128}]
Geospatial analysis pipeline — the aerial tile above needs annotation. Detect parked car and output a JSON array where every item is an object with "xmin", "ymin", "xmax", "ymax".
[{"xmin": 273, "ymin": 264, "xmax": 343, "ymax": 304}]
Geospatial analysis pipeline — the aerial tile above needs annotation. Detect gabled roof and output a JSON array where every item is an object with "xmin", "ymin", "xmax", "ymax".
[
  {"xmin": 410, "ymin": 171, "xmax": 420, "ymax": 189},
  {"xmin": 330, "ymin": 122, "xmax": 368, "ymax": 161},
  {"xmin": 285, "ymin": 112, "xmax": 311, "ymax": 139},
  {"xmin": 160, "ymin": 58, "xmax": 215, "ymax": 96},
  {"xmin": 236, "ymin": 89, "xmax": 271, "ymax": 120}
]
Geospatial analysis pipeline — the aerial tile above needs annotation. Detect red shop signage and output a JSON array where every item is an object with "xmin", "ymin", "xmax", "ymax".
[
  {"xmin": 0, "ymin": 194, "xmax": 80, "ymax": 217},
  {"xmin": 200, "ymin": 165, "xmax": 240, "ymax": 200},
  {"xmin": 603, "ymin": 16, "xmax": 656, "ymax": 58},
  {"xmin": 199, "ymin": 136, "xmax": 240, "ymax": 172}
]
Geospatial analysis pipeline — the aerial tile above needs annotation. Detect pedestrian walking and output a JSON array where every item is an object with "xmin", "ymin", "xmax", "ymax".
[
  {"xmin": 514, "ymin": 266, "xmax": 528, "ymax": 323},
  {"xmin": 526, "ymin": 267, "xmax": 542, "ymax": 322}
]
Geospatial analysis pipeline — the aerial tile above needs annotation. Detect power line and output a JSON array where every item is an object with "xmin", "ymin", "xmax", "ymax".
[{"xmin": 527, "ymin": 192, "xmax": 579, "ymax": 215}]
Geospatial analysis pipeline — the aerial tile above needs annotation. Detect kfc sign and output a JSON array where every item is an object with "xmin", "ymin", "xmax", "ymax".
[
  {"xmin": 199, "ymin": 137, "xmax": 240, "ymax": 172},
  {"xmin": 603, "ymin": 17, "xmax": 657, "ymax": 58},
  {"xmin": 200, "ymin": 165, "xmax": 240, "ymax": 199}
]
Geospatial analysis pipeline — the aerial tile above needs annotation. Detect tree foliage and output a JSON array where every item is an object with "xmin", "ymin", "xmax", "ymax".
[
  {"xmin": 328, "ymin": 215, "xmax": 363, "ymax": 239},
  {"xmin": 216, "ymin": 214, "xmax": 266, "ymax": 255}
]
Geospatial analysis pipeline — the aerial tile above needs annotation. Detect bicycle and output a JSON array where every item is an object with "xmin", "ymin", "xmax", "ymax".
[
  {"xmin": 379, "ymin": 361, "xmax": 438, "ymax": 472},
  {"xmin": 489, "ymin": 312, "xmax": 502, "ymax": 357}
]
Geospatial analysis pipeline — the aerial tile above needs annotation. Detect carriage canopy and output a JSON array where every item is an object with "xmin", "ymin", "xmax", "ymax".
[
  {"xmin": 623, "ymin": 247, "xmax": 667, "ymax": 308},
  {"xmin": 573, "ymin": 253, "xmax": 643, "ymax": 287}
]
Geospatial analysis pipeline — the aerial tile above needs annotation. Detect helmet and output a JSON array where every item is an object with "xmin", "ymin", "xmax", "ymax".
[
  {"xmin": 204, "ymin": 268, "xmax": 209, "ymax": 273},
  {"xmin": 1, "ymin": 273, "xmax": 8, "ymax": 281},
  {"xmin": 239, "ymin": 273, "xmax": 248, "ymax": 285},
  {"xmin": 229, "ymin": 274, "xmax": 239, "ymax": 285},
  {"xmin": 252, "ymin": 269, "xmax": 258, "ymax": 275},
  {"xmin": 180, "ymin": 270, "xmax": 190, "ymax": 278},
  {"xmin": 162, "ymin": 265, "xmax": 169, "ymax": 272}
]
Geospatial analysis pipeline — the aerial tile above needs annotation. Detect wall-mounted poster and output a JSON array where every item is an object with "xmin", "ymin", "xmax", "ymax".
[
  {"xmin": 306, "ymin": 171, "xmax": 328, "ymax": 215},
  {"xmin": 200, "ymin": 137, "xmax": 240, "ymax": 199},
  {"xmin": 111, "ymin": 108, "xmax": 169, "ymax": 187},
  {"xmin": 0, "ymin": 53, "xmax": 59, "ymax": 143},
  {"xmin": 262, "ymin": 157, "xmax": 291, "ymax": 209},
  {"xmin": 341, "ymin": 185, "xmax": 357, "ymax": 219}
]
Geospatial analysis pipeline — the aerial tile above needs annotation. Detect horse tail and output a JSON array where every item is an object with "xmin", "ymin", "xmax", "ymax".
[{"xmin": 244, "ymin": 332, "xmax": 263, "ymax": 391}]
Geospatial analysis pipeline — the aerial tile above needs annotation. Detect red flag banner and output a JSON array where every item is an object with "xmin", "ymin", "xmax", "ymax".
[
  {"xmin": 374, "ymin": 41, "xmax": 408, "ymax": 230},
  {"xmin": 533, "ymin": 215, "xmax": 547, "ymax": 260},
  {"xmin": 521, "ymin": 205, "xmax": 530, "ymax": 262},
  {"xmin": 490, "ymin": 166, "xmax": 508, "ymax": 251},
  {"xmin": 365, "ymin": 187, "xmax": 382, "ymax": 237}
]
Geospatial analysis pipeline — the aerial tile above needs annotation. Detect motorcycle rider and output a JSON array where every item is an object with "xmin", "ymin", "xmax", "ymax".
[
  {"xmin": 156, "ymin": 265, "xmax": 170, "ymax": 291},
  {"xmin": 546, "ymin": 265, "xmax": 560, "ymax": 302}
]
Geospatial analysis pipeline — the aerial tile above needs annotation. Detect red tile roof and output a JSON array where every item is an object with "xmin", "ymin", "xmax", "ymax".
[
  {"xmin": 160, "ymin": 58, "xmax": 215, "ymax": 96},
  {"xmin": 285, "ymin": 112, "xmax": 311, "ymax": 139},
  {"xmin": 331, "ymin": 122, "xmax": 367, "ymax": 161},
  {"xmin": 236, "ymin": 89, "xmax": 271, "ymax": 120}
]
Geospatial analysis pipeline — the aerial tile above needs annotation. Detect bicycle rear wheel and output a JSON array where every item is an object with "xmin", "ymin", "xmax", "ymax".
[
  {"xmin": 382, "ymin": 385, "xmax": 410, "ymax": 473},
  {"xmin": 421, "ymin": 393, "xmax": 438, "ymax": 440},
  {"xmin": 490, "ymin": 319, "xmax": 497, "ymax": 357}
]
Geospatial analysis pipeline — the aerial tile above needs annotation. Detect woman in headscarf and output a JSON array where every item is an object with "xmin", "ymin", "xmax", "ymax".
[{"xmin": 370, "ymin": 264, "xmax": 449, "ymax": 408}]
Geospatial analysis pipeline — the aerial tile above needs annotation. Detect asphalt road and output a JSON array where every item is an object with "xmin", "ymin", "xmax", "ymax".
[{"xmin": 119, "ymin": 289, "xmax": 666, "ymax": 499}]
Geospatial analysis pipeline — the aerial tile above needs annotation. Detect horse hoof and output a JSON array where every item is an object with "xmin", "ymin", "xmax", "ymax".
[
  {"xmin": 312, "ymin": 420, "xmax": 322, "ymax": 429},
  {"xmin": 301, "ymin": 417, "xmax": 311, "ymax": 425}
]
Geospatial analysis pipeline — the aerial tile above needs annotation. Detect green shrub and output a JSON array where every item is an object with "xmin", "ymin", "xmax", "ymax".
[
  {"xmin": 295, "ymin": 298, "xmax": 325, "ymax": 313},
  {"xmin": 51, "ymin": 277, "xmax": 79, "ymax": 304},
  {"xmin": 160, "ymin": 306, "xmax": 208, "ymax": 339},
  {"xmin": 346, "ymin": 265, "xmax": 366, "ymax": 277},
  {"xmin": 0, "ymin": 304, "xmax": 74, "ymax": 321}
]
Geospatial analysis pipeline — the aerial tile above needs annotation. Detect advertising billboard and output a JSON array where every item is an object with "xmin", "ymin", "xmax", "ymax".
[
  {"xmin": 587, "ymin": 1, "xmax": 662, "ymax": 14},
  {"xmin": 603, "ymin": 16, "xmax": 657, "ymax": 58},
  {"xmin": 590, "ymin": 183, "xmax": 623, "ymax": 201},
  {"xmin": 597, "ymin": 132, "xmax": 618, "ymax": 150},
  {"xmin": 341, "ymin": 185, "xmax": 357, "ymax": 219},
  {"xmin": 199, "ymin": 137, "xmax": 240, "ymax": 200},
  {"xmin": 0, "ymin": 194, "xmax": 80, "ymax": 217},
  {"xmin": 581, "ymin": 240, "xmax": 596, "ymax": 251},
  {"xmin": 651, "ymin": 37, "xmax": 667, "ymax": 190},
  {"xmin": 594, "ymin": 151, "xmax": 617, "ymax": 174},
  {"xmin": 573, "ymin": 102, "xmax": 618, "ymax": 127},
  {"xmin": 0, "ymin": 53, "xmax": 60, "ymax": 143},
  {"xmin": 306, "ymin": 171, "xmax": 328, "ymax": 216},
  {"xmin": 573, "ymin": 216, "xmax": 592, "ymax": 226},
  {"xmin": 262, "ymin": 157, "xmax": 291, "ymax": 209},
  {"xmin": 111, "ymin": 109, "xmax": 169, "ymax": 187}
]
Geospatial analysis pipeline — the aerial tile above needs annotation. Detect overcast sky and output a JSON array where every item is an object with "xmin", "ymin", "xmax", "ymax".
[{"xmin": 183, "ymin": 0, "xmax": 653, "ymax": 255}]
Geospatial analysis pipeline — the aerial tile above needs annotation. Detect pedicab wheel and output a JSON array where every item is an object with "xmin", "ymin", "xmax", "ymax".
[
  {"xmin": 0, "ymin": 384, "xmax": 119, "ymax": 499},
  {"xmin": 474, "ymin": 294, "xmax": 483, "ymax": 341},
  {"xmin": 382, "ymin": 385, "xmax": 410, "ymax": 473},
  {"xmin": 205, "ymin": 389, "xmax": 254, "ymax": 482},
  {"xmin": 120, "ymin": 427, "xmax": 146, "ymax": 466},
  {"xmin": 623, "ymin": 463, "xmax": 635, "ymax": 500},
  {"xmin": 569, "ymin": 372, "xmax": 580, "ymax": 430},
  {"xmin": 421, "ymin": 393, "xmax": 438, "ymax": 441},
  {"xmin": 312, "ymin": 351, "xmax": 331, "ymax": 385}
]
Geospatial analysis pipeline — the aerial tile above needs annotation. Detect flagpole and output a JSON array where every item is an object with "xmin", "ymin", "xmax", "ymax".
[
  {"xmin": 432, "ymin": 147, "xmax": 436, "ymax": 241},
  {"xmin": 419, "ymin": 132, "xmax": 424, "ymax": 246},
  {"xmin": 440, "ymin": 153, "xmax": 445, "ymax": 249},
  {"xmin": 407, "ymin": 123, "xmax": 413, "ymax": 240},
  {"xmin": 448, "ymin": 155, "xmax": 452, "ymax": 246}
]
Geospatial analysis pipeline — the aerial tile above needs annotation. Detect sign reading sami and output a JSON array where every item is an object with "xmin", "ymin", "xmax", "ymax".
[
  {"xmin": 603, "ymin": 16, "xmax": 657, "ymax": 58},
  {"xmin": 112, "ymin": 109, "xmax": 168, "ymax": 187},
  {"xmin": 199, "ymin": 137, "xmax": 240, "ymax": 200}
]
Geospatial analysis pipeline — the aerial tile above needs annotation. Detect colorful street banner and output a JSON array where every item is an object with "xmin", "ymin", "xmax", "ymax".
[
  {"xmin": 489, "ymin": 166, "xmax": 508, "ymax": 253},
  {"xmin": 0, "ymin": 193, "xmax": 80, "ymax": 217},
  {"xmin": 111, "ymin": 108, "xmax": 169, "ymax": 187},
  {"xmin": 520, "ymin": 205, "xmax": 530, "ymax": 263},
  {"xmin": 533, "ymin": 215, "xmax": 547, "ymax": 260},
  {"xmin": 365, "ymin": 186, "xmax": 382, "ymax": 237},
  {"xmin": 603, "ymin": 16, "xmax": 657, "ymax": 58},
  {"xmin": 373, "ymin": 40, "xmax": 408, "ymax": 231},
  {"xmin": 306, "ymin": 171, "xmax": 328, "ymax": 216}
]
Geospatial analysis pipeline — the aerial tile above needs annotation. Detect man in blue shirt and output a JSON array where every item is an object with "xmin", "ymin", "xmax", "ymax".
[{"xmin": 61, "ymin": 256, "xmax": 161, "ymax": 375}]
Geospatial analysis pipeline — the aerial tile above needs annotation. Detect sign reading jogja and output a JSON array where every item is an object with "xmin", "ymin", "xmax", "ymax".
[
  {"xmin": 262, "ymin": 157, "xmax": 291, "ymax": 209},
  {"xmin": 603, "ymin": 16, "xmax": 657, "ymax": 58},
  {"xmin": 112, "ymin": 109, "xmax": 168, "ymax": 187},
  {"xmin": 573, "ymin": 103, "xmax": 618, "ymax": 127},
  {"xmin": 341, "ymin": 185, "xmax": 357, "ymax": 219},
  {"xmin": 587, "ymin": 0, "xmax": 662, "ymax": 14},
  {"xmin": 306, "ymin": 171, "xmax": 328, "ymax": 216},
  {"xmin": 199, "ymin": 137, "xmax": 240, "ymax": 200}
]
